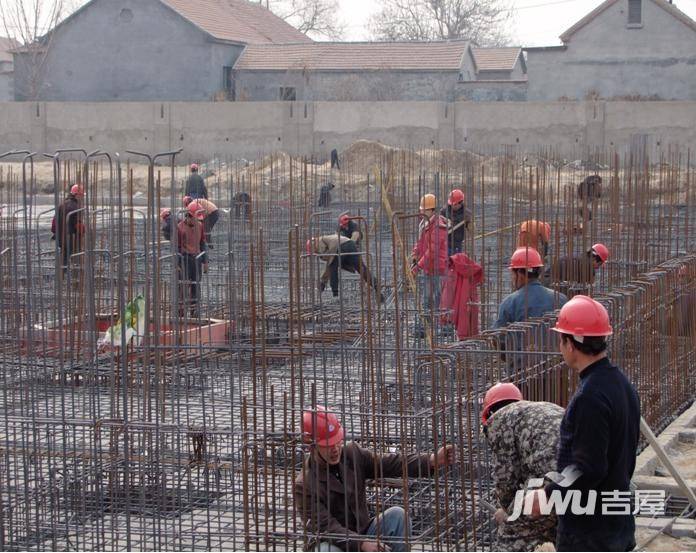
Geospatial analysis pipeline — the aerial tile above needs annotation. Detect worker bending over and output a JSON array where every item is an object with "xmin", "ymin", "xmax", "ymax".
[
  {"xmin": 482, "ymin": 383, "xmax": 563, "ymax": 552},
  {"xmin": 308, "ymin": 234, "xmax": 383, "ymax": 303},
  {"xmin": 412, "ymin": 194, "xmax": 449, "ymax": 337},
  {"xmin": 338, "ymin": 214, "xmax": 361, "ymax": 246},
  {"xmin": 494, "ymin": 247, "xmax": 567, "ymax": 329},
  {"xmin": 528, "ymin": 296, "xmax": 640, "ymax": 551},
  {"xmin": 547, "ymin": 243, "xmax": 609, "ymax": 296},
  {"xmin": 440, "ymin": 189, "xmax": 472, "ymax": 256},
  {"xmin": 295, "ymin": 406, "xmax": 455, "ymax": 552},
  {"xmin": 517, "ymin": 220, "xmax": 551, "ymax": 261}
]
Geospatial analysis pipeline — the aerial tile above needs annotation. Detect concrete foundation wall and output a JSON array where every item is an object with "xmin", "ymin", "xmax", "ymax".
[
  {"xmin": 527, "ymin": 0, "xmax": 696, "ymax": 101},
  {"xmin": 0, "ymin": 100, "xmax": 695, "ymax": 160},
  {"xmin": 13, "ymin": 0, "xmax": 242, "ymax": 101},
  {"xmin": 456, "ymin": 81, "xmax": 528, "ymax": 102}
]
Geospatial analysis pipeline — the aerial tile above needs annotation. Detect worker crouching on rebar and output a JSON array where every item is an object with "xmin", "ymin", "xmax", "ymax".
[
  {"xmin": 177, "ymin": 203, "xmax": 208, "ymax": 317},
  {"xmin": 412, "ymin": 194, "xmax": 449, "ymax": 338},
  {"xmin": 295, "ymin": 406, "xmax": 455, "ymax": 552},
  {"xmin": 308, "ymin": 234, "xmax": 384, "ymax": 304},
  {"xmin": 526, "ymin": 296, "xmax": 640, "ymax": 552},
  {"xmin": 482, "ymin": 382, "xmax": 563, "ymax": 551},
  {"xmin": 53, "ymin": 184, "xmax": 84, "ymax": 274},
  {"xmin": 546, "ymin": 243, "xmax": 609, "ymax": 297}
]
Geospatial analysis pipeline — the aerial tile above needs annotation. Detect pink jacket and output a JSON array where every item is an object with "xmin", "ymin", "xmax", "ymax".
[{"xmin": 412, "ymin": 214, "xmax": 449, "ymax": 275}]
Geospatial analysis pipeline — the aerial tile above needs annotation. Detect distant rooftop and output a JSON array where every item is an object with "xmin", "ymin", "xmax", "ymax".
[
  {"xmin": 471, "ymin": 47, "xmax": 523, "ymax": 72},
  {"xmin": 234, "ymin": 40, "xmax": 471, "ymax": 71}
]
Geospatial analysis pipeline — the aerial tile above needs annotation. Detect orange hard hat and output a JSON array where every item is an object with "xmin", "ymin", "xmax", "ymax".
[
  {"xmin": 183, "ymin": 196, "xmax": 193, "ymax": 206},
  {"xmin": 481, "ymin": 383, "xmax": 523, "ymax": 425},
  {"xmin": 160, "ymin": 208, "xmax": 171, "ymax": 220},
  {"xmin": 339, "ymin": 214, "xmax": 350, "ymax": 228},
  {"xmin": 419, "ymin": 194, "xmax": 436, "ymax": 210},
  {"xmin": 302, "ymin": 406, "xmax": 344, "ymax": 447},
  {"xmin": 509, "ymin": 247, "xmax": 544, "ymax": 269},
  {"xmin": 190, "ymin": 163, "xmax": 199, "ymax": 171},
  {"xmin": 187, "ymin": 201, "xmax": 205, "ymax": 220},
  {"xmin": 70, "ymin": 184, "xmax": 84, "ymax": 197},
  {"xmin": 552, "ymin": 295, "xmax": 613, "ymax": 337},
  {"xmin": 448, "ymin": 189, "xmax": 465, "ymax": 206},
  {"xmin": 591, "ymin": 243, "xmax": 609, "ymax": 263}
]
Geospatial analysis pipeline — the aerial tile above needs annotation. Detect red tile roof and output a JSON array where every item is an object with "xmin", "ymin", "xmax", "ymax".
[
  {"xmin": 471, "ymin": 47, "xmax": 522, "ymax": 72},
  {"xmin": 160, "ymin": 0, "xmax": 311, "ymax": 44},
  {"xmin": 560, "ymin": 0, "xmax": 696, "ymax": 43},
  {"xmin": 234, "ymin": 40, "xmax": 471, "ymax": 71}
]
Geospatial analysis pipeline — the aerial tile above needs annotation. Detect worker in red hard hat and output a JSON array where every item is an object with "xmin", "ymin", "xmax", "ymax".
[
  {"xmin": 525, "ymin": 296, "xmax": 640, "ymax": 552},
  {"xmin": 440, "ymin": 189, "xmax": 472, "ymax": 256},
  {"xmin": 481, "ymin": 382, "xmax": 563, "ymax": 552},
  {"xmin": 547, "ymin": 243, "xmax": 609, "ymax": 296},
  {"xmin": 53, "ymin": 183, "xmax": 85, "ymax": 274},
  {"xmin": 176, "ymin": 202, "xmax": 208, "ymax": 316},
  {"xmin": 494, "ymin": 247, "xmax": 567, "ymax": 329},
  {"xmin": 184, "ymin": 196, "xmax": 219, "ymax": 247},
  {"xmin": 338, "ymin": 213, "xmax": 361, "ymax": 246},
  {"xmin": 295, "ymin": 405, "xmax": 455, "ymax": 552},
  {"xmin": 185, "ymin": 162, "xmax": 208, "ymax": 200}
]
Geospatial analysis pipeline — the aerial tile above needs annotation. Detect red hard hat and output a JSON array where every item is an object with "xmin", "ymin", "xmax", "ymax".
[
  {"xmin": 302, "ymin": 406, "xmax": 344, "ymax": 446},
  {"xmin": 591, "ymin": 243, "xmax": 609, "ymax": 263},
  {"xmin": 160, "ymin": 208, "xmax": 171, "ymax": 220},
  {"xmin": 509, "ymin": 247, "xmax": 544, "ymax": 269},
  {"xmin": 183, "ymin": 196, "xmax": 193, "ymax": 206},
  {"xmin": 448, "ymin": 189, "xmax": 465, "ymax": 206},
  {"xmin": 187, "ymin": 201, "xmax": 205, "ymax": 220},
  {"xmin": 481, "ymin": 383, "xmax": 522, "ymax": 425},
  {"xmin": 190, "ymin": 163, "xmax": 199, "ymax": 171},
  {"xmin": 552, "ymin": 295, "xmax": 613, "ymax": 337},
  {"xmin": 70, "ymin": 184, "xmax": 84, "ymax": 197},
  {"xmin": 339, "ymin": 214, "xmax": 350, "ymax": 228}
]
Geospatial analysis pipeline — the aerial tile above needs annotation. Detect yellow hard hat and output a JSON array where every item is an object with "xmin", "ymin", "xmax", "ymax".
[{"xmin": 420, "ymin": 194, "xmax": 436, "ymax": 210}]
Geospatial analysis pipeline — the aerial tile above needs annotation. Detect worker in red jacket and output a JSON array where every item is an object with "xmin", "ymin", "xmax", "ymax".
[
  {"xmin": 412, "ymin": 193, "xmax": 449, "ymax": 338},
  {"xmin": 439, "ymin": 253, "xmax": 484, "ymax": 340}
]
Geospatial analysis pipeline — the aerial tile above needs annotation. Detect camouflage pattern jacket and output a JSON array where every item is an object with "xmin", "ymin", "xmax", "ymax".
[{"xmin": 486, "ymin": 400, "xmax": 564, "ymax": 509}]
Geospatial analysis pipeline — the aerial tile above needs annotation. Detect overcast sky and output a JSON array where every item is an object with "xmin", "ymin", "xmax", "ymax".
[{"xmin": 338, "ymin": 0, "xmax": 696, "ymax": 45}]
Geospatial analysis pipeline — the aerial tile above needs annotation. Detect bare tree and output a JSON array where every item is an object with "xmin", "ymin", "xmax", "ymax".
[
  {"xmin": 267, "ymin": 0, "xmax": 345, "ymax": 40},
  {"xmin": 0, "ymin": 0, "xmax": 66, "ymax": 100},
  {"xmin": 369, "ymin": 0, "xmax": 512, "ymax": 47}
]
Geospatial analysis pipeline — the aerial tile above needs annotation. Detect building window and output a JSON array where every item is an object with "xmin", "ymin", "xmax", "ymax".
[
  {"xmin": 279, "ymin": 86, "xmax": 296, "ymax": 101},
  {"xmin": 628, "ymin": 0, "xmax": 642, "ymax": 25},
  {"xmin": 223, "ymin": 66, "xmax": 234, "ymax": 100}
]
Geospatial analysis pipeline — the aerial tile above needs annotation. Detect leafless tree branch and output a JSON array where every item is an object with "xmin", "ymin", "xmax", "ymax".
[{"xmin": 267, "ymin": 0, "xmax": 345, "ymax": 40}]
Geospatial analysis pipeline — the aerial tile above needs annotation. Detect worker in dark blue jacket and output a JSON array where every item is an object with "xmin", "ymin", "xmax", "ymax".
[{"xmin": 527, "ymin": 295, "xmax": 640, "ymax": 552}]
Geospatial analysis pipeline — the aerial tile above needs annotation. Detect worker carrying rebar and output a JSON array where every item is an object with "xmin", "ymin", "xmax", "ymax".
[
  {"xmin": 482, "ymin": 382, "xmax": 563, "ymax": 552},
  {"xmin": 177, "ymin": 202, "xmax": 208, "ymax": 316},
  {"xmin": 307, "ymin": 234, "xmax": 384, "ymax": 303},
  {"xmin": 184, "ymin": 196, "xmax": 219, "ymax": 246},
  {"xmin": 440, "ymin": 189, "xmax": 472, "ymax": 256},
  {"xmin": 517, "ymin": 220, "xmax": 551, "ymax": 261},
  {"xmin": 525, "ymin": 296, "xmax": 640, "ymax": 552},
  {"xmin": 53, "ymin": 183, "xmax": 84, "ymax": 272},
  {"xmin": 295, "ymin": 405, "xmax": 455, "ymax": 552},
  {"xmin": 338, "ymin": 214, "xmax": 361, "ymax": 245},
  {"xmin": 412, "ymin": 194, "xmax": 449, "ymax": 338},
  {"xmin": 546, "ymin": 243, "xmax": 609, "ymax": 296},
  {"xmin": 185, "ymin": 163, "xmax": 208, "ymax": 200},
  {"xmin": 494, "ymin": 247, "xmax": 567, "ymax": 329}
]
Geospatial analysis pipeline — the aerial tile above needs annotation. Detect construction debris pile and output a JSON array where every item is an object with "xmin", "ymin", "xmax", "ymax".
[{"xmin": 0, "ymin": 144, "xmax": 693, "ymax": 551}]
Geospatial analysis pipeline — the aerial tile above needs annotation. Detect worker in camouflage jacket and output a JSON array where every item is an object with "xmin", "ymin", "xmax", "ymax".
[{"xmin": 481, "ymin": 383, "xmax": 564, "ymax": 552}]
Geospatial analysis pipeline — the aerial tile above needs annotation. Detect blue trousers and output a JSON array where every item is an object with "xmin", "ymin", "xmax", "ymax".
[{"xmin": 317, "ymin": 506, "xmax": 411, "ymax": 552}]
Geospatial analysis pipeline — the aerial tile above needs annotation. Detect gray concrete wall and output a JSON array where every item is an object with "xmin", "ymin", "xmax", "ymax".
[
  {"xmin": 456, "ymin": 81, "xmax": 528, "ymax": 101},
  {"xmin": 527, "ymin": 0, "xmax": 696, "ymax": 100},
  {"xmin": 236, "ymin": 70, "xmax": 464, "ymax": 101},
  {"xmin": 0, "ymin": 100, "xmax": 695, "ymax": 159},
  {"xmin": 0, "ymin": 72, "xmax": 12, "ymax": 101},
  {"xmin": 13, "ymin": 0, "xmax": 243, "ymax": 101}
]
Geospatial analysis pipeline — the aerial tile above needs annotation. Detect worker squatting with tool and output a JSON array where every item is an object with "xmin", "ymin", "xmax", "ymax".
[{"xmin": 295, "ymin": 406, "xmax": 455, "ymax": 552}]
